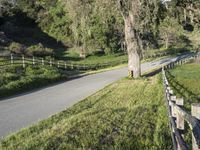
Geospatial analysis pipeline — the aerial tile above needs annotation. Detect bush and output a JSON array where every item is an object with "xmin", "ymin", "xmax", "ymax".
[
  {"xmin": 9, "ymin": 42, "xmax": 26, "ymax": 54},
  {"xmin": 0, "ymin": 65, "xmax": 67, "ymax": 98},
  {"xmin": 26, "ymin": 43, "xmax": 54, "ymax": 57}
]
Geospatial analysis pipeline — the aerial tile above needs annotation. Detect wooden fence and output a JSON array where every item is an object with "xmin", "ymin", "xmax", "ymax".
[
  {"xmin": 162, "ymin": 53, "xmax": 200, "ymax": 150},
  {"xmin": 0, "ymin": 50, "xmax": 176, "ymax": 70},
  {"xmin": 0, "ymin": 54, "xmax": 127, "ymax": 71}
]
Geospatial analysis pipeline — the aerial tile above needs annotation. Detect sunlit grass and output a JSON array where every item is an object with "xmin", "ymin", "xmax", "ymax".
[
  {"xmin": 0, "ymin": 75, "xmax": 172, "ymax": 150},
  {"xmin": 170, "ymin": 63, "xmax": 200, "ymax": 95},
  {"xmin": 167, "ymin": 63, "xmax": 200, "ymax": 110}
]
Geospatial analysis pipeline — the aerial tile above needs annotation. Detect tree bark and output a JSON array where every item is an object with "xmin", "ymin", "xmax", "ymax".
[
  {"xmin": 125, "ymin": 17, "xmax": 141, "ymax": 78},
  {"xmin": 184, "ymin": 8, "xmax": 187, "ymax": 22},
  {"xmin": 189, "ymin": 4, "xmax": 194, "ymax": 24}
]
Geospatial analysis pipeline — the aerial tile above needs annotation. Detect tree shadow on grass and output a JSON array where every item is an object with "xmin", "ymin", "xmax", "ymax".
[
  {"xmin": 0, "ymin": 10, "xmax": 68, "ymax": 55},
  {"xmin": 143, "ymin": 68, "xmax": 162, "ymax": 78},
  {"xmin": 166, "ymin": 71, "xmax": 200, "ymax": 108}
]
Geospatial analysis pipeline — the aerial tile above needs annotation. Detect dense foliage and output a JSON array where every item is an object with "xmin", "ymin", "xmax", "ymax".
[
  {"xmin": 12, "ymin": 0, "xmax": 124, "ymax": 55},
  {"xmin": 0, "ymin": 0, "xmax": 200, "ymax": 57}
]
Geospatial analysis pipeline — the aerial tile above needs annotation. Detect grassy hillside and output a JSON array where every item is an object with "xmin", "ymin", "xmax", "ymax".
[
  {"xmin": 0, "ymin": 65, "xmax": 67, "ymax": 99},
  {"xmin": 0, "ymin": 75, "xmax": 172, "ymax": 150}
]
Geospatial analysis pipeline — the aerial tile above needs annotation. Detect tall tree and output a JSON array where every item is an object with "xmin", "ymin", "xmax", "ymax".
[
  {"xmin": 170, "ymin": 0, "xmax": 200, "ymax": 25},
  {"xmin": 117, "ymin": 0, "xmax": 161, "ymax": 78}
]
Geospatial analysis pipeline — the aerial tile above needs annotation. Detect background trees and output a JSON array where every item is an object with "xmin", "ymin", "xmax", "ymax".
[{"xmin": 0, "ymin": 0, "xmax": 200, "ymax": 66}]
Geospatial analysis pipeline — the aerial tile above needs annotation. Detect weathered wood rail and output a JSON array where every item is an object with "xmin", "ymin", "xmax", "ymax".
[
  {"xmin": 162, "ymin": 53, "xmax": 200, "ymax": 150},
  {"xmin": 0, "ymin": 50, "xmax": 175, "ymax": 70},
  {"xmin": 0, "ymin": 54, "xmax": 127, "ymax": 71}
]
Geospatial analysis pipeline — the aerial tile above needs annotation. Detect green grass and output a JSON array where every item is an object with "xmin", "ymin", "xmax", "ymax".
[
  {"xmin": 74, "ymin": 54, "xmax": 127, "ymax": 64},
  {"xmin": 0, "ymin": 65, "xmax": 67, "ymax": 99},
  {"xmin": 0, "ymin": 75, "xmax": 172, "ymax": 150},
  {"xmin": 59, "ymin": 51, "xmax": 128, "ymax": 65},
  {"xmin": 57, "ymin": 48, "xmax": 178, "ymax": 66},
  {"xmin": 167, "ymin": 63, "xmax": 200, "ymax": 110}
]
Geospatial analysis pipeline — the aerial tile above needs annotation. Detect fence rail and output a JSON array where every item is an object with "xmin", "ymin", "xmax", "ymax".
[
  {"xmin": 162, "ymin": 53, "xmax": 200, "ymax": 150},
  {"xmin": 0, "ymin": 54, "xmax": 127, "ymax": 71}
]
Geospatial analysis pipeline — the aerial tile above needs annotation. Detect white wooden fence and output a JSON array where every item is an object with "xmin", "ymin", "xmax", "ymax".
[{"xmin": 0, "ymin": 54, "xmax": 127, "ymax": 71}]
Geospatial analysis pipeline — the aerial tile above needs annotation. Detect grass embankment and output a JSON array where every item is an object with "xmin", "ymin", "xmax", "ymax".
[
  {"xmin": 65, "ymin": 52, "xmax": 128, "ymax": 65},
  {"xmin": 0, "ymin": 75, "xmax": 172, "ymax": 150},
  {"xmin": 167, "ymin": 62, "xmax": 200, "ymax": 111},
  {"xmin": 0, "ymin": 65, "xmax": 67, "ymax": 99},
  {"xmin": 55, "ymin": 50, "xmax": 128, "ymax": 66}
]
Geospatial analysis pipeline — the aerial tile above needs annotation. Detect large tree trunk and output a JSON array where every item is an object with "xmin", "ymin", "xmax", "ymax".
[{"xmin": 125, "ymin": 17, "xmax": 141, "ymax": 78}]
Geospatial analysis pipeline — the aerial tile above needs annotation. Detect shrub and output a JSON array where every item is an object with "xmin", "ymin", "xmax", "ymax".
[
  {"xmin": 26, "ymin": 43, "xmax": 54, "ymax": 57},
  {"xmin": 0, "ymin": 65, "xmax": 66, "ymax": 98},
  {"xmin": 9, "ymin": 42, "xmax": 26, "ymax": 54}
]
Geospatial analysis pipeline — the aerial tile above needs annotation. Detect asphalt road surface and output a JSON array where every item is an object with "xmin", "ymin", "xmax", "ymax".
[{"xmin": 0, "ymin": 54, "xmax": 193, "ymax": 139}]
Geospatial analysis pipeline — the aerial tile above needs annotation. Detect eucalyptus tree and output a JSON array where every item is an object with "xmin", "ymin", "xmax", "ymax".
[
  {"xmin": 170, "ymin": 0, "xmax": 200, "ymax": 25},
  {"xmin": 63, "ymin": 0, "xmax": 94, "ymax": 58},
  {"xmin": 117, "ymin": 0, "xmax": 161, "ymax": 78},
  {"xmin": 62, "ymin": 0, "xmax": 124, "ymax": 57}
]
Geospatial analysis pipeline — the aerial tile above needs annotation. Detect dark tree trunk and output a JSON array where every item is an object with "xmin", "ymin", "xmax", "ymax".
[{"xmin": 125, "ymin": 17, "xmax": 141, "ymax": 78}]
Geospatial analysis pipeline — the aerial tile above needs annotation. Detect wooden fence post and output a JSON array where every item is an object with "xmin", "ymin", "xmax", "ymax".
[
  {"xmin": 191, "ymin": 103, "xmax": 200, "ymax": 150},
  {"xmin": 179, "ymin": 60, "xmax": 181, "ymax": 66},
  {"xmin": 32, "ymin": 56, "xmax": 35, "ymax": 65},
  {"xmin": 65, "ymin": 62, "xmax": 67, "ymax": 69},
  {"xmin": 176, "ymin": 98, "xmax": 184, "ymax": 130},
  {"xmin": 22, "ymin": 55, "xmax": 25, "ymax": 68},
  {"xmin": 11, "ymin": 54, "xmax": 13, "ymax": 64},
  {"xmin": 57, "ymin": 61, "xmax": 60, "ymax": 68},
  {"xmin": 171, "ymin": 95, "xmax": 177, "ymax": 117},
  {"xmin": 42, "ymin": 58, "xmax": 44, "ymax": 65},
  {"xmin": 50, "ymin": 59, "xmax": 52, "ymax": 67}
]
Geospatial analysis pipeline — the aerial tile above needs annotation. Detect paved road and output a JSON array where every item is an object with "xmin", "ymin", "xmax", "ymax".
[{"xmin": 0, "ymin": 54, "xmax": 192, "ymax": 139}]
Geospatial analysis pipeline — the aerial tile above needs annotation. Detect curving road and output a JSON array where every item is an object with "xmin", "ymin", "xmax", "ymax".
[{"xmin": 0, "ymin": 54, "xmax": 193, "ymax": 139}]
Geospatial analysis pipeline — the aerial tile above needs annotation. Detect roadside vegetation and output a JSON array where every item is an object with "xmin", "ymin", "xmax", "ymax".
[
  {"xmin": 0, "ymin": 65, "xmax": 67, "ymax": 99},
  {"xmin": 57, "ymin": 52, "xmax": 128, "ymax": 65},
  {"xmin": 0, "ymin": 75, "xmax": 172, "ymax": 150}
]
